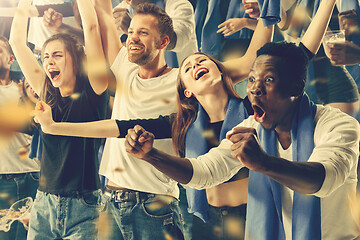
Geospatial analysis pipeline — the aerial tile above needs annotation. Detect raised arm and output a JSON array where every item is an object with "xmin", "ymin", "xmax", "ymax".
[
  {"xmin": 77, "ymin": 0, "xmax": 110, "ymax": 95},
  {"xmin": 9, "ymin": 0, "xmax": 45, "ymax": 96},
  {"xmin": 94, "ymin": 0, "xmax": 122, "ymax": 66},
  {"xmin": 300, "ymin": 0, "xmax": 336, "ymax": 55},
  {"xmin": 164, "ymin": 0, "xmax": 196, "ymax": 51},
  {"xmin": 43, "ymin": 8, "xmax": 84, "ymax": 45},
  {"xmin": 223, "ymin": 18, "xmax": 274, "ymax": 84}
]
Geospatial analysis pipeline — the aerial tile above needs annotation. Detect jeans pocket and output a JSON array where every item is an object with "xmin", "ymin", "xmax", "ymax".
[
  {"xmin": 80, "ymin": 190, "xmax": 102, "ymax": 209},
  {"xmin": 141, "ymin": 196, "xmax": 175, "ymax": 218},
  {"xmin": 29, "ymin": 172, "xmax": 40, "ymax": 182}
]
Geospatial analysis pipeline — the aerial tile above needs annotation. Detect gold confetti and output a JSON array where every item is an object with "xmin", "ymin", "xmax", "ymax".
[
  {"xmin": 145, "ymin": 195, "xmax": 173, "ymax": 212},
  {"xmin": 162, "ymin": 99, "xmax": 171, "ymax": 105},
  {"xmin": 0, "ymin": 193, "xmax": 14, "ymax": 205},
  {"xmin": 224, "ymin": 216, "xmax": 245, "ymax": 239},
  {"xmin": 0, "ymin": 101, "xmax": 33, "ymax": 134},
  {"xmin": 163, "ymin": 230, "xmax": 177, "ymax": 240},
  {"xmin": 213, "ymin": 225, "xmax": 222, "ymax": 237},
  {"xmin": 97, "ymin": 211, "xmax": 111, "ymax": 240},
  {"xmin": 114, "ymin": 167, "xmax": 125, "ymax": 172},
  {"xmin": 39, "ymin": 176, "xmax": 46, "ymax": 188},
  {"xmin": 201, "ymin": 129, "xmax": 220, "ymax": 146},
  {"xmin": 18, "ymin": 147, "xmax": 29, "ymax": 160},
  {"xmin": 70, "ymin": 93, "xmax": 81, "ymax": 100}
]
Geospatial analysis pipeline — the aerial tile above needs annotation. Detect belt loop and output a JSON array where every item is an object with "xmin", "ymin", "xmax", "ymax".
[{"xmin": 136, "ymin": 192, "xmax": 141, "ymax": 204}]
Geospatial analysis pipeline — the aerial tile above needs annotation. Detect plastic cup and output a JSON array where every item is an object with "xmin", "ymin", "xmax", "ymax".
[{"xmin": 324, "ymin": 30, "xmax": 346, "ymax": 44}]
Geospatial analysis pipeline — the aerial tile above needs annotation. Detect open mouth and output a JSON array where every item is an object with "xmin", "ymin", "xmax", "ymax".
[
  {"xmin": 129, "ymin": 44, "xmax": 144, "ymax": 52},
  {"xmin": 195, "ymin": 68, "xmax": 209, "ymax": 80},
  {"xmin": 49, "ymin": 70, "xmax": 60, "ymax": 81},
  {"xmin": 252, "ymin": 104, "xmax": 265, "ymax": 123}
]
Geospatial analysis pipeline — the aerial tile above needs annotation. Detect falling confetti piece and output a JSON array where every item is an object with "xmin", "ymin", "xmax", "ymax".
[
  {"xmin": 70, "ymin": 93, "xmax": 81, "ymax": 100},
  {"xmin": 18, "ymin": 147, "xmax": 29, "ymax": 160},
  {"xmin": 0, "ymin": 193, "xmax": 14, "ymax": 205},
  {"xmin": 39, "ymin": 176, "xmax": 46, "ymax": 188},
  {"xmin": 202, "ymin": 129, "xmax": 220, "ymax": 146},
  {"xmin": 114, "ymin": 167, "xmax": 125, "ymax": 172},
  {"xmin": 145, "ymin": 195, "xmax": 173, "ymax": 212},
  {"xmin": 213, "ymin": 225, "xmax": 222, "ymax": 237},
  {"xmin": 163, "ymin": 230, "xmax": 177, "ymax": 240},
  {"xmin": 224, "ymin": 216, "xmax": 245, "ymax": 239},
  {"xmin": 162, "ymin": 99, "xmax": 171, "ymax": 105},
  {"xmin": 97, "ymin": 211, "xmax": 111, "ymax": 240}
]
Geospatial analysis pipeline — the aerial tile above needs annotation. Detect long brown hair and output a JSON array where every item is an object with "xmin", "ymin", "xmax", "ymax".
[
  {"xmin": 172, "ymin": 52, "xmax": 241, "ymax": 157},
  {"xmin": 40, "ymin": 33, "xmax": 85, "ymax": 107}
]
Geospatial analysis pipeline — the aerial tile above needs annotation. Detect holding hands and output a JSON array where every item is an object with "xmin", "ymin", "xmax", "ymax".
[{"xmin": 125, "ymin": 125, "xmax": 155, "ymax": 159}]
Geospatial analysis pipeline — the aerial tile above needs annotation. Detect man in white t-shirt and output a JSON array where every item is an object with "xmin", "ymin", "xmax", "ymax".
[
  {"xmin": 0, "ymin": 35, "xmax": 40, "ymax": 240},
  {"xmin": 112, "ymin": 0, "xmax": 198, "ymax": 67},
  {"xmin": 125, "ymin": 41, "xmax": 360, "ymax": 240},
  {"xmin": 93, "ymin": 1, "xmax": 184, "ymax": 238}
]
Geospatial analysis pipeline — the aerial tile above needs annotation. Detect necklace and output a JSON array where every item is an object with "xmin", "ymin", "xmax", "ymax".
[{"xmin": 154, "ymin": 64, "xmax": 168, "ymax": 77}]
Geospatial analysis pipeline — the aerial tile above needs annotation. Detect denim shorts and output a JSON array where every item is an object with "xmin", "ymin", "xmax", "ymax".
[{"xmin": 27, "ymin": 189, "xmax": 104, "ymax": 240}]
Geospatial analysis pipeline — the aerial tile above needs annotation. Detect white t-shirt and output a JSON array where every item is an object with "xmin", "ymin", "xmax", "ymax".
[
  {"xmin": 99, "ymin": 47, "xmax": 179, "ymax": 198},
  {"xmin": 188, "ymin": 105, "xmax": 360, "ymax": 240},
  {"xmin": 28, "ymin": 0, "xmax": 81, "ymax": 50},
  {"xmin": 0, "ymin": 82, "xmax": 40, "ymax": 174}
]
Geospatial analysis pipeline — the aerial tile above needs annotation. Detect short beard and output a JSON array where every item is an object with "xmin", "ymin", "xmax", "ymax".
[
  {"xmin": 0, "ymin": 67, "xmax": 8, "ymax": 79},
  {"xmin": 128, "ymin": 54, "xmax": 150, "ymax": 66}
]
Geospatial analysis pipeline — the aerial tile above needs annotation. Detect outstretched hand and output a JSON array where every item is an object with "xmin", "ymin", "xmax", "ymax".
[
  {"xmin": 217, "ymin": 18, "xmax": 249, "ymax": 37},
  {"xmin": 125, "ymin": 125, "xmax": 155, "ymax": 159},
  {"xmin": 33, "ymin": 101, "xmax": 54, "ymax": 133},
  {"xmin": 226, "ymin": 126, "xmax": 268, "ymax": 172}
]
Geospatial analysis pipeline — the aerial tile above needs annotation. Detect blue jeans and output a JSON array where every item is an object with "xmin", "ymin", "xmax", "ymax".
[
  {"xmin": 27, "ymin": 189, "xmax": 104, "ymax": 240},
  {"xmin": 192, "ymin": 204, "xmax": 246, "ymax": 240},
  {"xmin": 103, "ymin": 191, "xmax": 185, "ymax": 240},
  {"xmin": 0, "ymin": 172, "xmax": 39, "ymax": 240}
]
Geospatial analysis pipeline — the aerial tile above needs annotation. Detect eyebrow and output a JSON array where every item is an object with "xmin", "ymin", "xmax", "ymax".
[
  {"xmin": 44, "ymin": 51, "xmax": 63, "ymax": 56},
  {"xmin": 183, "ymin": 56, "xmax": 205, "ymax": 70}
]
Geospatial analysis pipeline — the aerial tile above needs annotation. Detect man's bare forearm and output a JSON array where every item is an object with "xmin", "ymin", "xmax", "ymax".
[{"xmin": 143, "ymin": 148, "xmax": 193, "ymax": 184}]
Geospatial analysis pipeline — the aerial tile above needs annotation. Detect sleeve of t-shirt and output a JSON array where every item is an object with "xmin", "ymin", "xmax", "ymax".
[
  {"xmin": 35, "ymin": 2, "xmax": 74, "ymax": 17},
  {"xmin": 187, "ymin": 119, "xmax": 257, "ymax": 189},
  {"xmin": 110, "ymin": 47, "xmax": 128, "ymax": 84},
  {"xmin": 116, "ymin": 115, "xmax": 173, "ymax": 139},
  {"xmin": 165, "ymin": 0, "xmax": 196, "ymax": 52},
  {"xmin": 309, "ymin": 106, "xmax": 360, "ymax": 198},
  {"xmin": 81, "ymin": 76, "xmax": 109, "ymax": 118},
  {"xmin": 299, "ymin": 42, "xmax": 315, "ymax": 60}
]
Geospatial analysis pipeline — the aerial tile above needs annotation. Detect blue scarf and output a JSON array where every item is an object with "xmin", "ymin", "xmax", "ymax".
[
  {"xmin": 257, "ymin": 0, "xmax": 281, "ymax": 27},
  {"xmin": 129, "ymin": 0, "xmax": 179, "ymax": 67},
  {"xmin": 246, "ymin": 94, "xmax": 320, "ymax": 240},
  {"xmin": 185, "ymin": 97, "xmax": 249, "ymax": 222},
  {"xmin": 195, "ymin": 0, "xmax": 254, "ymax": 56}
]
